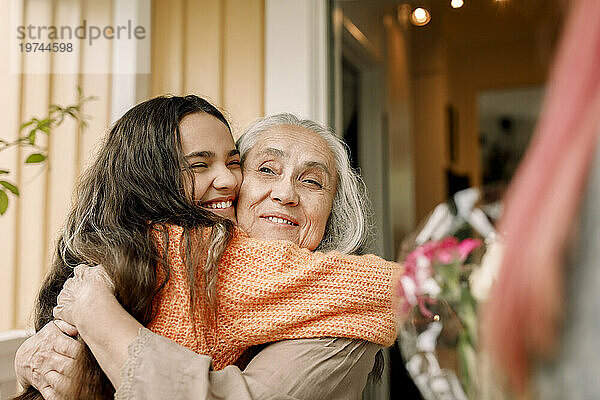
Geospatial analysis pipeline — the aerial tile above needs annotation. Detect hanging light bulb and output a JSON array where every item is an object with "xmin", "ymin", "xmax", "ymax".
[
  {"xmin": 410, "ymin": 7, "xmax": 431, "ymax": 26},
  {"xmin": 451, "ymin": 0, "xmax": 464, "ymax": 8}
]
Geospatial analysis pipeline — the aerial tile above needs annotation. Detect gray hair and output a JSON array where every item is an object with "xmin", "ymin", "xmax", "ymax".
[{"xmin": 237, "ymin": 113, "xmax": 369, "ymax": 254}]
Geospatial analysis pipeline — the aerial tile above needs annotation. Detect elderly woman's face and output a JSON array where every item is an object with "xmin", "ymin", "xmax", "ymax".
[{"xmin": 236, "ymin": 125, "xmax": 337, "ymax": 250}]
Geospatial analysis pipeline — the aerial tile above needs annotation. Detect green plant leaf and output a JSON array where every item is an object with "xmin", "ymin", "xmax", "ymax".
[
  {"xmin": 19, "ymin": 120, "xmax": 35, "ymax": 131},
  {"xmin": 0, "ymin": 190, "xmax": 8, "ymax": 215},
  {"xmin": 0, "ymin": 181, "xmax": 19, "ymax": 195},
  {"xmin": 27, "ymin": 130, "xmax": 36, "ymax": 145},
  {"xmin": 37, "ymin": 119, "xmax": 52, "ymax": 134},
  {"xmin": 0, "ymin": 169, "xmax": 9, "ymax": 174},
  {"xmin": 25, "ymin": 153, "xmax": 46, "ymax": 163}
]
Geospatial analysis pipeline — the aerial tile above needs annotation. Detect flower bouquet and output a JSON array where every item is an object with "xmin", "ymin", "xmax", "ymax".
[{"xmin": 395, "ymin": 188, "xmax": 503, "ymax": 400}]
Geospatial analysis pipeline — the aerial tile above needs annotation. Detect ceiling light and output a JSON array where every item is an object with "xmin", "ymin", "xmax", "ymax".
[
  {"xmin": 451, "ymin": 0, "xmax": 464, "ymax": 8},
  {"xmin": 410, "ymin": 7, "xmax": 431, "ymax": 26}
]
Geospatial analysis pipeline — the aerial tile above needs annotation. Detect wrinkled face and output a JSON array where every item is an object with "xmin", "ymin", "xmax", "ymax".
[
  {"xmin": 236, "ymin": 125, "xmax": 337, "ymax": 250},
  {"xmin": 179, "ymin": 112, "xmax": 242, "ymax": 222}
]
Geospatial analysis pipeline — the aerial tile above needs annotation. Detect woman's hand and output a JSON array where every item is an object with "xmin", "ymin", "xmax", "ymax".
[
  {"xmin": 53, "ymin": 264, "xmax": 115, "ymax": 328},
  {"xmin": 15, "ymin": 320, "xmax": 82, "ymax": 400},
  {"xmin": 49, "ymin": 264, "xmax": 140, "ymax": 389}
]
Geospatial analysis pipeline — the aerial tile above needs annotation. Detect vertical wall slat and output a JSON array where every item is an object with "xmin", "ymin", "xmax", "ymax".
[
  {"xmin": 184, "ymin": 0, "xmax": 222, "ymax": 104},
  {"xmin": 222, "ymin": 0, "xmax": 264, "ymax": 136},
  {"xmin": 40, "ymin": 0, "xmax": 55, "ymax": 283},
  {"xmin": 79, "ymin": 0, "xmax": 112, "ymax": 172},
  {"xmin": 110, "ymin": 0, "xmax": 151, "ymax": 122},
  {"xmin": 151, "ymin": 0, "xmax": 185, "ymax": 96},
  {"xmin": 45, "ymin": 0, "xmax": 82, "ymax": 276},
  {"xmin": 15, "ymin": 0, "xmax": 53, "ymax": 329},
  {"xmin": 0, "ymin": 0, "xmax": 22, "ymax": 331}
]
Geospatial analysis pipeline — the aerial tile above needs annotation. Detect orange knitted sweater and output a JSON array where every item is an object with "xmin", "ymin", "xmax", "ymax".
[{"xmin": 147, "ymin": 224, "xmax": 400, "ymax": 370}]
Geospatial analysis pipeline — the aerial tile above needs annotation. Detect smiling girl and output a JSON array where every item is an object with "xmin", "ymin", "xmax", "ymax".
[{"xmin": 178, "ymin": 111, "xmax": 241, "ymax": 220}]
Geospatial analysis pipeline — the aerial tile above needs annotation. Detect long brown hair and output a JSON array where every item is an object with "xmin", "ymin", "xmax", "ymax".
[{"xmin": 14, "ymin": 95, "xmax": 234, "ymax": 399}]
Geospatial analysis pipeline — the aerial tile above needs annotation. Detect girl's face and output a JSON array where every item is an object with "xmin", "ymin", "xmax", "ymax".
[{"xmin": 179, "ymin": 112, "xmax": 242, "ymax": 222}]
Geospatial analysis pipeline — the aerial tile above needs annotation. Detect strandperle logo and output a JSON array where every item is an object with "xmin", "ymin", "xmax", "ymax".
[
  {"xmin": 16, "ymin": 20, "xmax": 147, "ymax": 46},
  {"xmin": 10, "ymin": 0, "xmax": 151, "ymax": 73}
]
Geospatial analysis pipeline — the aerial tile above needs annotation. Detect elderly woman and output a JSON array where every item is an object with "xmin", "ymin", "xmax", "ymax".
[{"xmin": 16, "ymin": 110, "xmax": 396, "ymax": 400}]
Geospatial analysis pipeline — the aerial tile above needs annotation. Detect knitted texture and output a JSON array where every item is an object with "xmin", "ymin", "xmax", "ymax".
[{"xmin": 147, "ymin": 224, "xmax": 400, "ymax": 370}]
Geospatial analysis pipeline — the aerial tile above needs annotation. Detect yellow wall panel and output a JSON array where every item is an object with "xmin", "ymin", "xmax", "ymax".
[
  {"xmin": 45, "ymin": 1, "xmax": 83, "ymax": 278},
  {"xmin": 79, "ymin": 0, "xmax": 113, "ymax": 169},
  {"xmin": 151, "ymin": 0, "xmax": 185, "ymax": 95},
  {"xmin": 150, "ymin": 0, "xmax": 265, "ymax": 134},
  {"xmin": 222, "ymin": 0, "xmax": 264, "ymax": 136},
  {"xmin": 184, "ymin": 0, "xmax": 222, "ymax": 104},
  {"xmin": 15, "ymin": 0, "xmax": 53, "ymax": 329},
  {"xmin": 0, "ymin": 0, "xmax": 21, "ymax": 331}
]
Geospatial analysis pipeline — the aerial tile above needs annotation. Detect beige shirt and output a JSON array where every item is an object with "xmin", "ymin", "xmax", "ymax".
[{"xmin": 115, "ymin": 328, "xmax": 381, "ymax": 400}]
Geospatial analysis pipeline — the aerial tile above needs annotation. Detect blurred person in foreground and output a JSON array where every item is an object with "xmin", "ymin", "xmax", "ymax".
[{"xmin": 483, "ymin": 0, "xmax": 600, "ymax": 398}]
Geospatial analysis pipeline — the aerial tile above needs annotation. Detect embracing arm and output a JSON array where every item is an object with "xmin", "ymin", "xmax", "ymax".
[
  {"xmin": 51, "ymin": 265, "xmax": 141, "ymax": 389},
  {"xmin": 116, "ymin": 328, "xmax": 380, "ymax": 400},
  {"xmin": 53, "ymin": 266, "xmax": 380, "ymax": 399},
  {"xmin": 56, "ymin": 288, "xmax": 380, "ymax": 399},
  {"xmin": 14, "ymin": 320, "xmax": 81, "ymax": 400},
  {"xmin": 215, "ymin": 230, "xmax": 400, "ymax": 348},
  {"xmin": 74, "ymin": 292, "xmax": 141, "ymax": 388}
]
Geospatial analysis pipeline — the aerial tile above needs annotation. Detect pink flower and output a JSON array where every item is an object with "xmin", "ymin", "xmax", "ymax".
[
  {"xmin": 434, "ymin": 237, "xmax": 460, "ymax": 264},
  {"xmin": 394, "ymin": 237, "xmax": 482, "ymax": 317},
  {"xmin": 421, "ymin": 237, "xmax": 482, "ymax": 265},
  {"xmin": 457, "ymin": 238, "xmax": 481, "ymax": 261}
]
